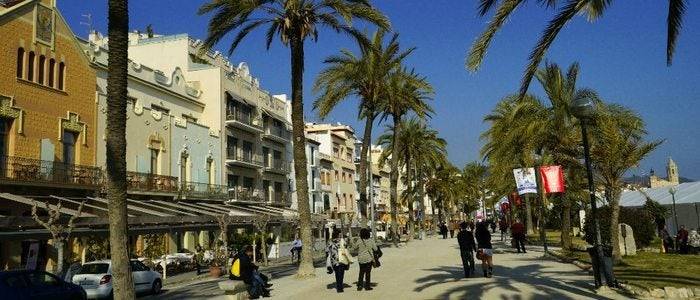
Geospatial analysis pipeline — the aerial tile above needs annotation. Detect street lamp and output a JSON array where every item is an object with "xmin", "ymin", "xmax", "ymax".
[
  {"xmin": 572, "ymin": 96, "xmax": 614, "ymax": 288},
  {"xmin": 669, "ymin": 187, "xmax": 679, "ymax": 233}
]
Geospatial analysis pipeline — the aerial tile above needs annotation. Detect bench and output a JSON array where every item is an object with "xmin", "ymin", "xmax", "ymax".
[{"xmin": 218, "ymin": 273, "xmax": 272, "ymax": 300}]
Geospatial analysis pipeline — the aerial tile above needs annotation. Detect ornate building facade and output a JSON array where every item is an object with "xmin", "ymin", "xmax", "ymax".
[{"xmin": 649, "ymin": 157, "xmax": 680, "ymax": 188}]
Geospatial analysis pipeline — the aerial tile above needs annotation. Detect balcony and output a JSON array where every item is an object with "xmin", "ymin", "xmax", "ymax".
[
  {"xmin": 179, "ymin": 182, "xmax": 228, "ymax": 200},
  {"xmin": 262, "ymin": 126, "xmax": 291, "ymax": 143},
  {"xmin": 226, "ymin": 110, "xmax": 263, "ymax": 133},
  {"xmin": 270, "ymin": 191, "xmax": 291, "ymax": 207},
  {"xmin": 226, "ymin": 148, "xmax": 263, "ymax": 169},
  {"xmin": 228, "ymin": 187, "xmax": 264, "ymax": 203},
  {"xmin": 126, "ymin": 171, "xmax": 179, "ymax": 194},
  {"xmin": 264, "ymin": 159, "xmax": 289, "ymax": 174},
  {"xmin": 0, "ymin": 155, "xmax": 102, "ymax": 189},
  {"xmin": 318, "ymin": 152, "xmax": 332, "ymax": 163}
]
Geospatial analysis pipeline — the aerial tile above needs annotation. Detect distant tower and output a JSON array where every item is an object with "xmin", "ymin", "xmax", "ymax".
[{"xmin": 667, "ymin": 157, "xmax": 679, "ymax": 185}]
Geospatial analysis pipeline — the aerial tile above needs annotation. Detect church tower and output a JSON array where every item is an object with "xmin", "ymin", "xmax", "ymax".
[{"xmin": 667, "ymin": 157, "xmax": 679, "ymax": 185}]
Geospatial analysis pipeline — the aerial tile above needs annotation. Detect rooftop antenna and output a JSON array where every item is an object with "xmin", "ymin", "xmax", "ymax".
[{"xmin": 79, "ymin": 13, "xmax": 93, "ymax": 37}]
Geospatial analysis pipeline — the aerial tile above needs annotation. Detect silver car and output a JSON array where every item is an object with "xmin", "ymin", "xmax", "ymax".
[{"xmin": 72, "ymin": 260, "xmax": 162, "ymax": 299}]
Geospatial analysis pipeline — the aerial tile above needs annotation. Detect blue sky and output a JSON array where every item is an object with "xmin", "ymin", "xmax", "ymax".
[{"xmin": 58, "ymin": 1, "xmax": 700, "ymax": 179}]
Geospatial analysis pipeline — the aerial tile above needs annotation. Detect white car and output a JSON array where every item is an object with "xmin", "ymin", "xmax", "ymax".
[{"xmin": 72, "ymin": 259, "xmax": 162, "ymax": 299}]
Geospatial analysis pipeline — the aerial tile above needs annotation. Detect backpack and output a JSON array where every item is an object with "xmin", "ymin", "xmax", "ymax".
[{"xmin": 229, "ymin": 253, "xmax": 241, "ymax": 280}]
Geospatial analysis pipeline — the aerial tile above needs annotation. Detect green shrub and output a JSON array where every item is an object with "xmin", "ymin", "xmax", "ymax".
[{"xmin": 584, "ymin": 205, "xmax": 656, "ymax": 249}]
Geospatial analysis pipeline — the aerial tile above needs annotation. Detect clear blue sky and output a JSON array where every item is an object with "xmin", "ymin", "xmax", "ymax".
[{"xmin": 58, "ymin": 1, "xmax": 700, "ymax": 179}]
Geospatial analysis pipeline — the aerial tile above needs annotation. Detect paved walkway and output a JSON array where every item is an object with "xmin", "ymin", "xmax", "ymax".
[{"xmin": 147, "ymin": 235, "xmax": 627, "ymax": 300}]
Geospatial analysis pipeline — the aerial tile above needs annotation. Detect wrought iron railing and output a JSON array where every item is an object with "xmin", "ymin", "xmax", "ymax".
[
  {"xmin": 226, "ymin": 110, "xmax": 261, "ymax": 128},
  {"xmin": 180, "ymin": 181, "xmax": 228, "ymax": 200},
  {"xmin": 226, "ymin": 148, "xmax": 263, "ymax": 166},
  {"xmin": 265, "ymin": 159, "xmax": 289, "ymax": 173},
  {"xmin": 126, "ymin": 171, "xmax": 179, "ymax": 193},
  {"xmin": 228, "ymin": 187, "xmax": 264, "ymax": 203},
  {"xmin": 264, "ymin": 126, "xmax": 291, "ymax": 140},
  {"xmin": 0, "ymin": 155, "xmax": 102, "ymax": 187}
]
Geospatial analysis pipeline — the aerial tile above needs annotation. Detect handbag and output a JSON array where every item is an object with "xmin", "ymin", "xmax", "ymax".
[{"xmin": 476, "ymin": 249, "xmax": 484, "ymax": 260}]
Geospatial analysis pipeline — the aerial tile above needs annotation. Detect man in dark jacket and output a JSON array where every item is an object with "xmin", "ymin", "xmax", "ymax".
[
  {"xmin": 239, "ymin": 245, "xmax": 271, "ymax": 298},
  {"xmin": 511, "ymin": 219, "xmax": 527, "ymax": 253},
  {"xmin": 457, "ymin": 222, "xmax": 477, "ymax": 277}
]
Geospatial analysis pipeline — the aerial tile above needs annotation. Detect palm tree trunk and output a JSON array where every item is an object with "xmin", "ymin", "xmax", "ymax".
[
  {"xmin": 389, "ymin": 116, "xmax": 401, "ymax": 245},
  {"xmin": 525, "ymin": 195, "xmax": 535, "ymax": 235},
  {"xmin": 561, "ymin": 196, "xmax": 572, "ymax": 250},
  {"xmin": 418, "ymin": 175, "xmax": 426, "ymax": 240},
  {"xmin": 290, "ymin": 35, "xmax": 314, "ymax": 278},
  {"xmin": 608, "ymin": 187, "xmax": 622, "ymax": 262},
  {"xmin": 358, "ymin": 115, "xmax": 375, "ymax": 221},
  {"xmin": 261, "ymin": 234, "xmax": 268, "ymax": 266},
  {"xmin": 406, "ymin": 158, "xmax": 414, "ymax": 242},
  {"xmin": 106, "ymin": 1, "xmax": 135, "ymax": 298}
]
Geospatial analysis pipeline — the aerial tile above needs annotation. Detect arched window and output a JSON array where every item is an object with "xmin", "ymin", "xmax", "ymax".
[
  {"xmin": 38, "ymin": 55, "xmax": 46, "ymax": 85},
  {"xmin": 27, "ymin": 51, "xmax": 35, "ymax": 81},
  {"xmin": 16, "ymin": 48, "xmax": 24, "ymax": 78},
  {"xmin": 58, "ymin": 62, "xmax": 65, "ymax": 90},
  {"xmin": 48, "ymin": 59, "xmax": 56, "ymax": 87}
]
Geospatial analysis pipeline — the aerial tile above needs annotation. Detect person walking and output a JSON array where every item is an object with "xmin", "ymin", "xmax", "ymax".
[
  {"xmin": 440, "ymin": 222, "xmax": 448, "ymax": 239},
  {"xmin": 457, "ymin": 221, "xmax": 477, "ymax": 277},
  {"xmin": 660, "ymin": 224, "xmax": 674, "ymax": 253},
  {"xmin": 511, "ymin": 219, "xmax": 527, "ymax": 253},
  {"xmin": 351, "ymin": 228, "xmax": 378, "ymax": 291},
  {"xmin": 449, "ymin": 221, "xmax": 456, "ymax": 239},
  {"xmin": 490, "ymin": 219, "xmax": 497, "ymax": 234},
  {"xmin": 475, "ymin": 221, "xmax": 494, "ymax": 278},
  {"xmin": 499, "ymin": 219, "xmax": 508, "ymax": 242},
  {"xmin": 677, "ymin": 225, "xmax": 689, "ymax": 254},
  {"xmin": 326, "ymin": 230, "xmax": 352, "ymax": 293}
]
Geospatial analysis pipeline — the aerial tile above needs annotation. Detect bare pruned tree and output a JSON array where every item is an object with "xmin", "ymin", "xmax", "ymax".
[
  {"xmin": 253, "ymin": 214, "xmax": 271, "ymax": 266},
  {"xmin": 31, "ymin": 199, "xmax": 86, "ymax": 275},
  {"xmin": 215, "ymin": 213, "xmax": 233, "ymax": 250}
]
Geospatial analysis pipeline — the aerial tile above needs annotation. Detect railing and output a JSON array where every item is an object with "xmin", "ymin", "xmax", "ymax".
[
  {"xmin": 226, "ymin": 110, "xmax": 261, "ymax": 128},
  {"xmin": 0, "ymin": 155, "xmax": 102, "ymax": 188},
  {"xmin": 180, "ymin": 182, "xmax": 228, "ymax": 200},
  {"xmin": 272, "ymin": 192, "xmax": 290, "ymax": 205},
  {"xmin": 318, "ymin": 153, "xmax": 332, "ymax": 162},
  {"xmin": 228, "ymin": 187, "xmax": 264, "ymax": 203},
  {"xmin": 264, "ymin": 126, "xmax": 291, "ymax": 140},
  {"xmin": 226, "ymin": 148, "xmax": 263, "ymax": 166},
  {"xmin": 265, "ymin": 159, "xmax": 289, "ymax": 173},
  {"xmin": 126, "ymin": 171, "xmax": 179, "ymax": 193}
]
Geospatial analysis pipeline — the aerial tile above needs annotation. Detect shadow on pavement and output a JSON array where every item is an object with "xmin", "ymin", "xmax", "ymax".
[{"xmin": 414, "ymin": 256, "xmax": 609, "ymax": 300}]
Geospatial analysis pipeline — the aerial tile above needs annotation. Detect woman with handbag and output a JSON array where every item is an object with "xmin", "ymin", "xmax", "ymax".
[
  {"xmin": 326, "ymin": 230, "xmax": 352, "ymax": 293},
  {"xmin": 475, "ymin": 221, "xmax": 494, "ymax": 278},
  {"xmin": 351, "ymin": 228, "xmax": 379, "ymax": 291}
]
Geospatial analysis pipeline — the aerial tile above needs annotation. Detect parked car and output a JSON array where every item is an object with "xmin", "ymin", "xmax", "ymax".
[
  {"xmin": 71, "ymin": 260, "xmax": 162, "ymax": 299},
  {"xmin": 152, "ymin": 249, "xmax": 196, "ymax": 274},
  {"xmin": 0, "ymin": 269, "xmax": 86, "ymax": 300}
]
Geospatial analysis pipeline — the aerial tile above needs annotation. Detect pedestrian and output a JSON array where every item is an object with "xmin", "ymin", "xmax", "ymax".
[
  {"xmin": 511, "ymin": 219, "xmax": 527, "ymax": 253},
  {"xmin": 490, "ymin": 219, "xmax": 497, "ymax": 234},
  {"xmin": 351, "ymin": 228, "xmax": 378, "ymax": 291},
  {"xmin": 326, "ymin": 230, "xmax": 352, "ymax": 293},
  {"xmin": 499, "ymin": 219, "xmax": 508, "ymax": 242},
  {"xmin": 677, "ymin": 225, "xmax": 689, "ymax": 254},
  {"xmin": 239, "ymin": 245, "xmax": 271, "ymax": 298},
  {"xmin": 291, "ymin": 235, "xmax": 302, "ymax": 262},
  {"xmin": 457, "ymin": 221, "xmax": 477, "ymax": 277},
  {"xmin": 660, "ymin": 224, "xmax": 674, "ymax": 253},
  {"xmin": 194, "ymin": 245, "xmax": 204, "ymax": 275},
  {"xmin": 475, "ymin": 221, "xmax": 494, "ymax": 278},
  {"xmin": 440, "ymin": 222, "xmax": 448, "ymax": 239}
]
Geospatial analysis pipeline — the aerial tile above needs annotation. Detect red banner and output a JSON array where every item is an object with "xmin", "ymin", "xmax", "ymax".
[{"xmin": 539, "ymin": 165, "xmax": 565, "ymax": 194}]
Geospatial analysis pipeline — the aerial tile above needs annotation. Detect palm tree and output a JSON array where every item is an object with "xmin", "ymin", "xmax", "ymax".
[
  {"xmin": 106, "ymin": 0, "xmax": 135, "ymax": 298},
  {"xmin": 378, "ymin": 118, "xmax": 446, "ymax": 241},
  {"xmin": 198, "ymin": 0, "xmax": 390, "ymax": 277},
  {"xmin": 425, "ymin": 165, "xmax": 462, "ymax": 224},
  {"xmin": 463, "ymin": 162, "xmax": 489, "ymax": 219},
  {"xmin": 313, "ymin": 29, "xmax": 413, "ymax": 221},
  {"xmin": 591, "ymin": 103, "xmax": 662, "ymax": 261},
  {"xmin": 379, "ymin": 69, "xmax": 433, "ymax": 244},
  {"xmin": 467, "ymin": 0, "xmax": 689, "ymax": 97}
]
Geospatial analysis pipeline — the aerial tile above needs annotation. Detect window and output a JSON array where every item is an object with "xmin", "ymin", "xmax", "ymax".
[
  {"xmin": 243, "ymin": 177, "xmax": 254, "ymax": 189},
  {"xmin": 62, "ymin": 131, "xmax": 76, "ymax": 164},
  {"xmin": 346, "ymin": 152, "xmax": 352, "ymax": 162},
  {"xmin": 150, "ymin": 149, "xmax": 159, "ymax": 174},
  {"xmin": 242, "ymin": 141, "xmax": 253, "ymax": 160},
  {"xmin": 37, "ymin": 55, "xmax": 45, "ymax": 84},
  {"xmin": 273, "ymin": 150, "xmax": 282, "ymax": 161},
  {"xmin": 262, "ymin": 147, "xmax": 269, "ymax": 167},
  {"xmin": 274, "ymin": 182, "xmax": 283, "ymax": 198},
  {"xmin": 180, "ymin": 153, "xmax": 188, "ymax": 182},
  {"xmin": 311, "ymin": 170, "xmax": 316, "ymax": 189},
  {"xmin": 228, "ymin": 175, "xmax": 239, "ymax": 188},
  {"xmin": 48, "ymin": 58, "xmax": 55, "ymax": 87},
  {"xmin": 0, "ymin": 119, "xmax": 11, "ymax": 157},
  {"xmin": 58, "ymin": 62, "xmax": 65, "ymax": 90},
  {"xmin": 335, "ymin": 170, "xmax": 339, "ymax": 181},
  {"xmin": 263, "ymin": 180, "xmax": 270, "ymax": 201},
  {"xmin": 27, "ymin": 51, "xmax": 35, "ymax": 81},
  {"xmin": 206, "ymin": 158, "xmax": 213, "ymax": 184},
  {"xmin": 27, "ymin": 272, "xmax": 61, "ymax": 287},
  {"xmin": 333, "ymin": 143, "xmax": 340, "ymax": 158},
  {"xmin": 349, "ymin": 173, "xmax": 353, "ymax": 182},
  {"xmin": 16, "ymin": 48, "xmax": 24, "ymax": 78},
  {"xmin": 309, "ymin": 147, "xmax": 315, "ymax": 165},
  {"xmin": 342, "ymin": 172, "xmax": 346, "ymax": 183}
]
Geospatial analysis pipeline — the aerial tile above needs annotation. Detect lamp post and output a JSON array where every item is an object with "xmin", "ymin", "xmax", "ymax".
[
  {"xmin": 572, "ymin": 96, "xmax": 610, "ymax": 288},
  {"xmin": 669, "ymin": 187, "xmax": 679, "ymax": 233}
]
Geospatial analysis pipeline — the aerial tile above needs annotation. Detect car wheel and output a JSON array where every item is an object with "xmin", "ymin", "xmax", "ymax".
[{"xmin": 151, "ymin": 279, "xmax": 162, "ymax": 295}]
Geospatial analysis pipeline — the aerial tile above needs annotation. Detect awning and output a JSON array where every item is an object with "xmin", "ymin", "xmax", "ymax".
[{"xmin": 0, "ymin": 193, "xmax": 97, "ymax": 217}]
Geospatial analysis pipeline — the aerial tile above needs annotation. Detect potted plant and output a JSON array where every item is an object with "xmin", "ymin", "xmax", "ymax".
[{"xmin": 208, "ymin": 249, "xmax": 226, "ymax": 278}]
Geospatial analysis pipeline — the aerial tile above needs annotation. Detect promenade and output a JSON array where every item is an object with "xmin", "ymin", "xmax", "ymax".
[{"xmin": 147, "ymin": 235, "xmax": 627, "ymax": 300}]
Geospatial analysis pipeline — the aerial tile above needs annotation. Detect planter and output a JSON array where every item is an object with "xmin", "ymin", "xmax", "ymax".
[{"xmin": 209, "ymin": 266, "xmax": 223, "ymax": 278}]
